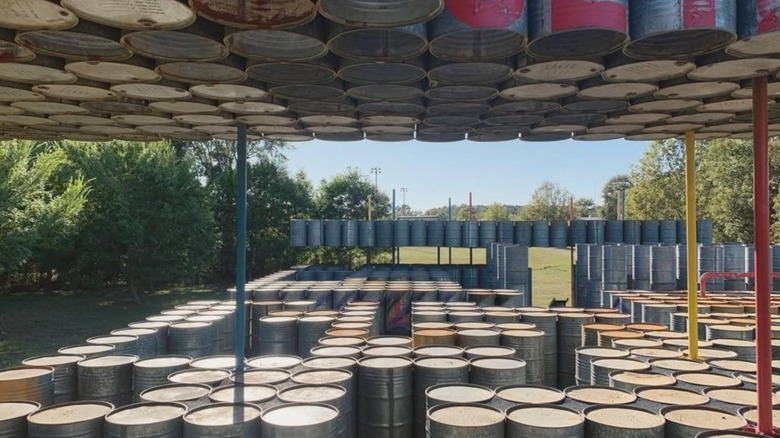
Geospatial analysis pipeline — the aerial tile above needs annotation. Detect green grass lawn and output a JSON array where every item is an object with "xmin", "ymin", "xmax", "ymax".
[{"xmin": 0, "ymin": 285, "xmax": 224, "ymax": 368}]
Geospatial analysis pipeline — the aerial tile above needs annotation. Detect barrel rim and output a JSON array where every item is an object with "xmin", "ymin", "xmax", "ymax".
[
  {"xmin": 660, "ymin": 405, "xmax": 748, "ymax": 428},
  {"xmin": 260, "ymin": 401, "xmax": 339, "ymax": 427},
  {"xmin": 634, "ymin": 385, "xmax": 711, "ymax": 405},
  {"xmin": 104, "ymin": 401, "xmax": 187, "ymax": 426},
  {"xmin": 207, "ymin": 383, "xmax": 278, "ymax": 404},
  {"xmin": 22, "ymin": 354, "xmax": 85, "ymax": 366},
  {"xmin": 57, "ymin": 343, "xmax": 115, "ymax": 355},
  {"xmin": 27, "ymin": 400, "xmax": 114, "ymax": 425},
  {"xmin": 426, "ymin": 402, "xmax": 505, "ymax": 428},
  {"xmin": 290, "ymin": 367, "xmax": 353, "ymax": 384},
  {"xmin": 495, "ymin": 384, "xmax": 566, "ymax": 405},
  {"xmin": 139, "ymin": 382, "xmax": 212, "ymax": 402},
  {"xmin": 425, "ymin": 382, "xmax": 495, "ymax": 403},
  {"xmin": 229, "ymin": 368, "xmax": 292, "ymax": 385},
  {"xmin": 134, "ymin": 354, "xmax": 193, "ymax": 367},
  {"xmin": 167, "ymin": 367, "xmax": 230, "ymax": 383},
  {"xmin": 505, "ymin": 403, "xmax": 584, "ymax": 427},
  {"xmin": 582, "ymin": 404, "xmax": 666, "ymax": 429},
  {"xmin": 277, "ymin": 382, "xmax": 347, "ymax": 405},
  {"xmin": 77, "ymin": 354, "xmax": 139, "ymax": 367},
  {"xmin": 183, "ymin": 401, "xmax": 263, "ymax": 426}
]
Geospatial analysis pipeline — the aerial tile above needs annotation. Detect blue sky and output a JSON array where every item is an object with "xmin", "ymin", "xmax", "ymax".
[{"xmin": 284, "ymin": 138, "xmax": 650, "ymax": 211}]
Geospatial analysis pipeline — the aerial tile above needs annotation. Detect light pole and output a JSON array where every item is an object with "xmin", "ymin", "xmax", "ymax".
[{"xmin": 370, "ymin": 167, "xmax": 381, "ymax": 190}]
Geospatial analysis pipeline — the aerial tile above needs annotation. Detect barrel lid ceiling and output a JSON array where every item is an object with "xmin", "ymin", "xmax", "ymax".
[{"xmin": 0, "ymin": 0, "xmax": 779, "ymax": 143}]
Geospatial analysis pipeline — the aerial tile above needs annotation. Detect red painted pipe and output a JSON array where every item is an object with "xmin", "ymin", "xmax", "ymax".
[
  {"xmin": 698, "ymin": 271, "xmax": 780, "ymax": 297},
  {"xmin": 753, "ymin": 74, "xmax": 773, "ymax": 435}
]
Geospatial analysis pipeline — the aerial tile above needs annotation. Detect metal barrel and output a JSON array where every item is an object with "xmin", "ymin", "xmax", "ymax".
[
  {"xmin": 461, "ymin": 222, "xmax": 479, "ymax": 248},
  {"xmin": 111, "ymin": 328, "xmax": 159, "ymax": 359},
  {"xmin": 479, "ymin": 221, "xmax": 497, "ymax": 247},
  {"xmin": 230, "ymin": 369, "xmax": 291, "ymax": 386},
  {"xmin": 27, "ymin": 401, "xmax": 113, "ymax": 438},
  {"xmin": 375, "ymin": 220, "xmax": 395, "ymax": 247},
  {"xmin": 710, "ymin": 339, "xmax": 757, "ymax": 361},
  {"xmin": 650, "ymin": 245, "xmax": 677, "ymax": 291},
  {"xmin": 444, "ymin": 221, "xmax": 462, "ymax": 247},
  {"xmin": 531, "ymin": 220, "xmax": 550, "ymax": 247},
  {"xmin": 520, "ymin": 312, "xmax": 558, "ymax": 387},
  {"xmin": 496, "ymin": 221, "xmax": 514, "ymax": 244},
  {"xmin": 464, "ymin": 346, "xmax": 516, "ymax": 360},
  {"xmin": 413, "ymin": 345, "xmax": 464, "ymax": 358},
  {"xmin": 58, "ymin": 344, "xmax": 115, "ymax": 359},
  {"xmin": 413, "ymin": 310, "xmax": 448, "ymax": 323},
  {"xmin": 77, "ymin": 355, "xmax": 137, "ymax": 407},
  {"xmin": 132, "ymin": 356, "xmax": 192, "ymax": 402},
  {"xmin": 278, "ymin": 384, "xmax": 351, "ymax": 438},
  {"xmin": 168, "ymin": 322, "xmax": 213, "ymax": 359},
  {"xmin": 602, "ymin": 245, "xmax": 628, "ymax": 291},
  {"xmin": 456, "ymin": 329, "xmax": 500, "ymax": 348},
  {"xmin": 201, "ymin": 310, "xmax": 235, "ymax": 353},
  {"xmin": 344, "ymin": 219, "xmax": 360, "ymax": 247},
  {"xmin": 129, "ymin": 321, "xmax": 170, "ymax": 356},
  {"xmin": 0, "ymin": 401, "xmax": 40, "ymax": 438},
  {"xmin": 168, "ymin": 368, "xmax": 230, "ymax": 388},
  {"xmin": 557, "ymin": 313, "xmax": 595, "ymax": 388},
  {"xmin": 707, "ymin": 324, "xmax": 754, "ymax": 340},
  {"xmin": 722, "ymin": 244, "xmax": 746, "ymax": 291},
  {"xmin": 302, "ymin": 356, "xmax": 358, "ymax": 374},
  {"xmin": 183, "ymin": 402, "xmax": 262, "ymax": 438},
  {"xmin": 636, "ymin": 386, "xmax": 710, "ymax": 406},
  {"xmin": 641, "ymin": 221, "xmax": 659, "ymax": 244},
  {"xmin": 425, "ymin": 383, "xmax": 494, "ymax": 412},
  {"xmin": 528, "ymin": 0, "xmax": 628, "ymax": 59},
  {"xmin": 609, "ymin": 370, "xmax": 676, "ymax": 392},
  {"xmin": 584, "ymin": 405, "xmax": 664, "ymax": 438},
  {"xmin": 469, "ymin": 357, "xmax": 526, "ymax": 389},
  {"xmin": 412, "ymin": 357, "xmax": 469, "ymax": 437},
  {"xmin": 623, "ymin": 220, "xmax": 641, "ymax": 244},
  {"xmin": 394, "ymin": 220, "xmax": 411, "ymax": 246},
  {"xmin": 308, "ymin": 220, "xmax": 324, "ymax": 246},
  {"xmin": 427, "ymin": 403, "xmax": 505, "ymax": 438},
  {"xmin": 306, "ymin": 288, "xmax": 334, "ymax": 310},
  {"xmin": 189, "ymin": 355, "xmax": 240, "ymax": 371},
  {"xmin": 661, "ymin": 406, "xmax": 747, "ymax": 438},
  {"xmin": 586, "ymin": 220, "xmax": 605, "ymax": 244},
  {"xmin": 251, "ymin": 301, "xmax": 285, "ymax": 347},
  {"xmin": 499, "ymin": 330, "xmax": 545, "ymax": 385},
  {"xmin": 484, "ymin": 311, "xmax": 518, "ymax": 324},
  {"xmin": 495, "ymin": 291, "xmax": 525, "ymax": 308},
  {"xmin": 410, "ymin": 220, "xmax": 427, "ymax": 247},
  {"xmin": 605, "ymin": 220, "xmax": 623, "ymax": 243},
  {"xmin": 591, "ymin": 358, "xmax": 650, "ymax": 386},
  {"xmin": 298, "ymin": 316, "xmax": 336, "ymax": 358},
  {"xmin": 642, "ymin": 303, "xmax": 677, "ymax": 325},
  {"xmin": 630, "ymin": 347, "xmax": 684, "ymax": 362},
  {"xmin": 333, "ymin": 286, "xmax": 360, "ymax": 310},
  {"xmin": 513, "ymin": 221, "xmax": 532, "ymax": 246},
  {"xmin": 429, "ymin": 1, "xmax": 527, "ymax": 61},
  {"xmin": 506, "ymin": 404, "xmax": 584, "ymax": 438},
  {"xmin": 255, "ymin": 316, "xmax": 298, "ymax": 356},
  {"xmin": 246, "ymin": 355, "xmax": 301, "ymax": 370},
  {"xmin": 359, "ymin": 220, "xmax": 376, "ymax": 247},
  {"xmin": 320, "ymin": 0, "xmax": 442, "ymax": 27},
  {"xmin": 0, "ymin": 366, "xmax": 54, "ymax": 407},
  {"xmin": 22, "ymin": 355, "xmax": 83, "ymax": 404},
  {"xmin": 659, "ymin": 220, "xmax": 678, "ymax": 244},
  {"xmin": 356, "ymin": 357, "xmax": 413, "ymax": 437},
  {"xmin": 290, "ymin": 219, "xmax": 307, "ymax": 247},
  {"xmin": 697, "ymin": 219, "xmax": 714, "ymax": 244},
  {"xmin": 564, "ymin": 385, "xmax": 637, "ymax": 405},
  {"xmin": 427, "ymin": 221, "xmax": 445, "ymax": 247},
  {"xmin": 87, "ymin": 335, "xmax": 139, "ymax": 356},
  {"xmin": 568, "ymin": 221, "xmax": 587, "ymax": 247},
  {"xmin": 323, "ymin": 219, "xmax": 343, "ymax": 247},
  {"xmin": 261, "ymin": 403, "xmax": 339, "ymax": 438},
  {"xmin": 550, "ymin": 221, "xmax": 568, "ymax": 248},
  {"xmin": 362, "ymin": 346, "xmax": 413, "ymax": 358},
  {"xmin": 627, "ymin": 0, "xmax": 737, "ymax": 59},
  {"xmin": 575, "ymin": 347, "xmax": 629, "ymax": 385},
  {"xmin": 385, "ymin": 290, "xmax": 412, "ymax": 336},
  {"xmin": 632, "ymin": 245, "xmax": 651, "ymax": 290},
  {"xmin": 105, "ymin": 401, "xmax": 186, "ymax": 438}
]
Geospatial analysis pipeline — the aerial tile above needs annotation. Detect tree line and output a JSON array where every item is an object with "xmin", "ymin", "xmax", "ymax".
[{"xmin": 0, "ymin": 139, "xmax": 388, "ymax": 297}]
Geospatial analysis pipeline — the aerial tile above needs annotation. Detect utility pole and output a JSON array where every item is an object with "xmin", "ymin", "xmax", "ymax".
[{"xmin": 370, "ymin": 167, "xmax": 381, "ymax": 188}]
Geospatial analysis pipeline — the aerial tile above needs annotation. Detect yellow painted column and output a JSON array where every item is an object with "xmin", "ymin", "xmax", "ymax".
[{"xmin": 685, "ymin": 131, "xmax": 699, "ymax": 359}]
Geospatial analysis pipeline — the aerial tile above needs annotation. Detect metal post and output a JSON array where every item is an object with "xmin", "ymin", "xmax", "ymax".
[
  {"xmin": 570, "ymin": 196, "xmax": 575, "ymax": 305},
  {"xmin": 684, "ymin": 131, "xmax": 699, "ymax": 360},
  {"xmin": 469, "ymin": 193, "xmax": 473, "ymax": 265},
  {"xmin": 753, "ymin": 74, "xmax": 774, "ymax": 435},
  {"xmin": 448, "ymin": 198, "xmax": 452, "ymax": 264},
  {"xmin": 391, "ymin": 189, "xmax": 396, "ymax": 265},
  {"xmin": 234, "ymin": 123, "xmax": 248, "ymax": 372}
]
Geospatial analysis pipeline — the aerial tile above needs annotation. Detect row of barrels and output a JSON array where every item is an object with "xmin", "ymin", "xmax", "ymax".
[{"xmin": 290, "ymin": 219, "xmax": 715, "ymax": 248}]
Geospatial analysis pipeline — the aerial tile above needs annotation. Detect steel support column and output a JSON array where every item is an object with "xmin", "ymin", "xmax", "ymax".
[
  {"xmin": 684, "ymin": 131, "xmax": 699, "ymax": 360},
  {"xmin": 753, "ymin": 75, "xmax": 773, "ymax": 435},
  {"xmin": 234, "ymin": 123, "xmax": 248, "ymax": 372}
]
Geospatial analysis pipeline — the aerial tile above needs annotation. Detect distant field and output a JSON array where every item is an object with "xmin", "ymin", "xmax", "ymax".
[{"xmin": 397, "ymin": 246, "xmax": 572, "ymax": 306}]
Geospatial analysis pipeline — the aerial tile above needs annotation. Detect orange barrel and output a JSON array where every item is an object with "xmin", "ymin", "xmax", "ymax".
[{"xmin": 413, "ymin": 329, "xmax": 457, "ymax": 347}]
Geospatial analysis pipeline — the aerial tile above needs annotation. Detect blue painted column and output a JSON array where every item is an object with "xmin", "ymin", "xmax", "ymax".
[{"xmin": 234, "ymin": 124, "xmax": 248, "ymax": 371}]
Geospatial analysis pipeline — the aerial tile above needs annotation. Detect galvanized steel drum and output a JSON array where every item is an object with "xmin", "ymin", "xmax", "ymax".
[
  {"xmin": 356, "ymin": 357, "xmax": 413, "ymax": 437},
  {"xmin": 308, "ymin": 220, "xmax": 324, "ymax": 246},
  {"xmin": 261, "ymin": 403, "xmax": 339, "ymax": 438},
  {"xmin": 328, "ymin": 23, "xmax": 428, "ymax": 61},
  {"xmin": 319, "ymin": 0, "xmax": 443, "ymax": 27},
  {"xmin": 105, "ymin": 402, "xmax": 186, "ymax": 438},
  {"xmin": 444, "ymin": 221, "xmax": 462, "ymax": 247},
  {"xmin": 168, "ymin": 322, "xmax": 213, "ymax": 358},
  {"xmin": 412, "ymin": 357, "xmax": 469, "ymax": 436},
  {"xmin": 427, "ymin": 403, "xmax": 505, "ymax": 438},
  {"xmin": 359, "ymin": 220, "xmax": 376, "ymax": 247},
  {"xmin": 22, "ymin": 355, "xmax": 83, "ymax": 404},
  {"xmin": 133, "ymin": 355, "xmax": 192, "ymax": 402},
  {"xmin": 0, "ymin": 401, "xmax": 39, "ymax": 438},
  {"xmin": 528, "ymin": 0, "xmax": 629, "ymax": 59},
  {"xmin": 77, "ymin": 355, "xmax": 137, "ymax": 407},
  {"xmin": 429, "ymin": 0, "xmax": 528, "ymax": 61},
  {"xmin": 506, "ymin": 404, "xmax": 584, "ymax": 438},
  {"xmin": 27, "ymin": 401, "xmax": 113, "ymax": 438},
  {"xmin": 532, "ymin": 220, "xmax": 550, "ymax": 247},
  {"xmin": 375, "ymin": 220, "xmax": 394, "ymax": 247},
  {"xmin": 277, "ymin": 385, "xmax": 350, "ymax": 437},
  {"xmin": 189, "ymin": 0, "xmax": 316, "ymax": 29},
  {"xmin": 469, "ymin": 357, "xmax": 527, "ymax": 389},
  {"xmin": 208, "ymin": 384, "xmax": 277, "ymax": 404},
  {"xmin": 290, "ymin": 220, "xmax": 307, "ymax": 247},
  {"xmin": 0, "ymin": 366, "xmax": 54, "ymax": 406},
  {"xmin": 626, "ymin": 0, "xmax": 737, "ymax": 59},
  {"xmin": 410, "ymin": 220, "xmax": 427, "ymax": 247},
  {"xmin": 183, "ymin": 402, "xmax": 262, "ymax": 438},
  {"xmin": 661, "ymin": 406, "xmax": 746, "ymax": 437},
  {"xmin": 394, "ymin": 220, "xmax": 411, "ymax": 246},
  {"xmin": 584, "ymin": 405, "xmax": 664, "ymax": 438}
]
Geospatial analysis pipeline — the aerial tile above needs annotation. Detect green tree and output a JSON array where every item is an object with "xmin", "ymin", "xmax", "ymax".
[
  {"xmin": 480, "ymin": 203, "xmax": 511, "ymax": 221},
  {"xmin": 62, "ymin": 141, "xmax": 216, "ymax": 302},
  {"xmin": 0, "ymin": 140, "xmax": 87, "ymax": 282},
  {"xmin": 520, "ymin": 181, "xmax": 572, "ymax": 220},
  {"xmin": 625, "ymin": 139, "xmax": 712, "ymax": 221},
  {"xmin": 601, "ymin": 174, "xmax": 632, "ymax": 220},
  {"xmin": 574, "ymin": 198, "xmax": 599, "ymax": 218},
  {"xmin": 315, "ymin": 168, "xmax": 391, "ymax": 219}
]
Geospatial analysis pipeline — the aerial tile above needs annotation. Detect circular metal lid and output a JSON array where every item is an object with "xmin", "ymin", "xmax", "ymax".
[
  {"xmin": 426, "ymin": 384, "xmax": 494, "ymax": 403},
  {"xmin": 220, "ymin": 101, "xmax": 286, "ymax": 115},
  {"xmin": 689, "ymin": 58, "xmax": 780, "ymax": 81},
  {"xmin": 496, "ymin": 385, "xmax": 565, "ymax": 404},
  {"xmin": 578, "ymin": 83, "xmax": 657, "ymax": 100},
  {"xmin": 428, "ymin": 404, "xmax": 504, "ymax": 427},
  {"xmin": 261, "ymin": 403, "xmax": 337, "ymax": 427},
  {"xmin": 301, "ymin": 357, "xmax": 357, "ymax": 370},
  {"xmin": 705, "ymin": 388, "xmax": 775, "ymax": 406},
  {"xmin": 135, "ymin": 356, "xmax": 192, "ymax": 368},
  {"xmin": 470, "ymin": 357, "xmax": 525, "ymax": 369},
  {"xmin": 0, "ymin": 42, "xmax": 35, "ymax": 63},
  {"xmin": 149, "ymin": 101, "xmax": 219, "ymax": 115},
  {"xmin": 184, "ymin": 403, "xmax": 262, "ymax": 426},
  {"xmin": 31, "ymin": 84, "xmax": 117, "ymax": 101},
  {"xmin": 112, "ymin": 115, "xmax": 174, "ymax": 126},
  {"xmin": 28, "ymin": 402, "xmax": 112, "ymax": 425},
  {"xmin": 414, "ymin": 357, "xmax": 469, "ymax": 370},
  {"xmin": 65, "ymin": 61, "xmax": 160, "ymax": 83},
  {"xmin": 79, "ymin": 355, "xmax": 138, "ymax": 367},
  {"xmin": 231, "ymin": 369, "xmax": 290, "ymax": 385},
  {"xmin": 292, "ymin": 369, "xmax": 351, "ymax": 385},
  {"xmin": 636, "ymin": 386, "xmax": 709, "ymax": 406},
  {"xmin": 611, "ymin": 371, "xmax": 676, "ymax": 387},
  {"xmin": 61, "ymin": 0, "xmax": 196, "ymax": 30},
  {"xmin": 508, "ymin": 405, "xmax": 582, "ymax": 428},
  {"xmin": 515, "ymin": 60, "xmax": 603, "ymax": 83},
  {"xmin": 603, "ymin": 61, "xmax": 695, "ymax": 83},
  {"xmin": 0, "ymin": 87, "xmax": 44, "ymax": 103},
  {"xmin": 1, "ymin": 0, "xmax": 78, "ymax": 30},
  {"xmin": 106, "ymin": 403, "xmax": 186, "ymax": 425},
  {"xmin": 689, "ymin": 348, "xmax": 739, "ymax": 359},
  {"xmin": 674, "ymin": 371, "xmax": 741, "ymax": 388},
  {"xmin": 225, "ymin": 30, "xmax": 327, "ymax": 62},
  {"xmin": 23, "ymin": 354, "xmax": 83, "ymax": 366},
  {"xmin": 168, "ymin": 369, "xmax": 229, "ymax": 384},
  {"xmin": 190, "ymin": 0, "xmax": 316, "ymax": 29},
  {"xmin": 0, "ymin": 401, "xmax": 39, "ymax": 421},
  {"xmin": 663, "ymin": 407, "xmax": 746, "ymax": 430},
  {"xmin": 585, "ymin": 406, "xmax": 664, "ymax": 429},
  {"xmin": 278, "ymin": 384, "xmax": 345, "ymax": 403},
  {"xmin": 500, "ymin": 83, "xmax": 577, "ymax": 100},
  {"xmin": 157, "ymin": 62, "xmax": 246, "ymax": 84},
  {"xmin": 708, "ymin": 359, "xmax": 759, "ymax": 374},
  {"xmin": 656, "ymin": 82, "xmax": 740, "ymax": 100},
  {"xmin": 15, "ymin": 31, "xmax": 131, "ymax": 61},
  {"xmin": 630, "ymin": 99, "xmax": 702, "ymax": 113},
  {"xmin": 58, "ymin": 344, "xmax": 114, "ymax": 355},
  {"xmin": 209, "ymin": 384, "xmax": 277, "ymax": 404},
  {"xmin": 110, "ymin": 83, "xmax": 191, "ymax": 101},
  {"xmin": 0, "ymin": 64, "xmax": 76, "ymax": 84},
  {"xmin": 606, "ymin": 113, "xmax": 670, "ymax": 125},
  {"xmin": 190, "ymin": 356, "xmax": 237, "ymax": 370},
  {"xmin": 121, "ymin": 31, "xmax": 227, "ymax": 62},
  {"xmin": 11, "ymin": 102, "xmax": 88, "ymax": 116},
  {"xmin": 359, "ymin": 357, "xmax": 411, "ymax": 368},
  {"xmin": 141, "ymin": 384, "xmax": 209, "ymax": 403},
  {"xmin": 564, "ymin": 386, "xmax": 636, "ymax": 405},
  {"xmin": 246, "ymin": 355, "xmax": 301, "ymax": 370}
]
